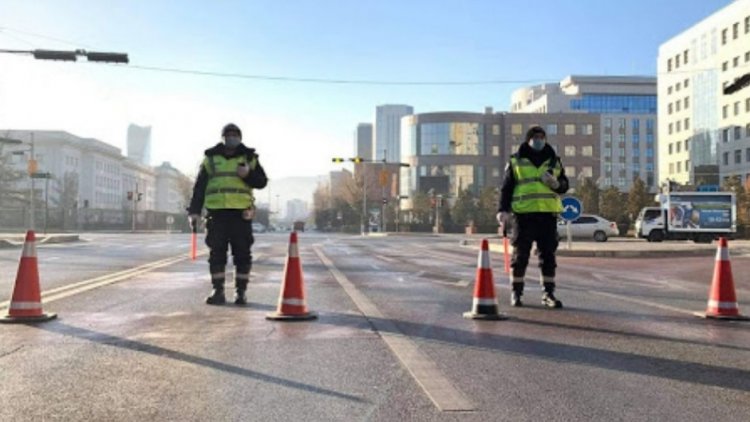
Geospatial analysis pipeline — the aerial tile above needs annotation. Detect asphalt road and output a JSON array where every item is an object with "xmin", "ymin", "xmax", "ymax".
[{"xmin": 1, "ymin": 232, "xmax": 748, "ymax": 421}]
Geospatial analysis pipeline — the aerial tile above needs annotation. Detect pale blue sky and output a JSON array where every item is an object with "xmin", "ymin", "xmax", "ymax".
[{"xmin": 0, "ymin": 0, "xmax": 732, "ymax": 180}]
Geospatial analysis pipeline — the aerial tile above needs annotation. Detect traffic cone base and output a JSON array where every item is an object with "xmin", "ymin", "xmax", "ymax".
[
  {"xmin": 266, "ymin": 232, "xmax": 317, "ymax": 322},
  {"xmin": 2, "ymin": 230, "xmax": 56, "ymax": 324},
  {"xmin": 0, "ymin": 312, "xmax": 57, "ymax": 324},
  {"xmin": 464, "ymin": 239, "xmax": 508, "ymax": 321},
  {"xmin": 695, "ymin": 237, "xmax": 748, "ymax": 322}
]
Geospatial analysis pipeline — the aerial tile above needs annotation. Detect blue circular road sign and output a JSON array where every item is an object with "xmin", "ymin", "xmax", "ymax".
[{"xmin": 560, "ymin": 196, "xmax": 582, "ymax": 221}]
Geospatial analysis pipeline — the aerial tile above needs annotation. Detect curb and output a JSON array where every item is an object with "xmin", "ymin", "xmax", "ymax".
[{"xmin": 0, "ymin": 234, "xmax": 81, "ymax": 248}]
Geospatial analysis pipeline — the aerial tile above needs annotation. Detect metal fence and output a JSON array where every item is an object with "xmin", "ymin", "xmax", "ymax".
[{"xmin": 0, "ymin": 207, "xmax": 189, "ymax": 232}]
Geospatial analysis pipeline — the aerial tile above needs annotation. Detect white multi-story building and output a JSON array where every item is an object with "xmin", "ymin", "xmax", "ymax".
[
  {"xmin": 658, "ymin": 0, "xmax": 750, "ymax": 187},
  {"xmin": 122, "ymin": 159, "xmax": 156, "ymax": 212},
  {"xmin": 155, "ymin": 161, "xmax": 190, "ymax": 213},
  {"xmin": 374, "ymin": 104, "xmax": 413, "ymax": 163},
  {"xmin": 510, "ymin": 75, "xmax": 658, "ymax": 191}
]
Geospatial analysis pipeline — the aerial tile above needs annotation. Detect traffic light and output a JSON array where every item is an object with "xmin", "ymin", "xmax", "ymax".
[
  {"xmin": 127, "ymin": 191, "xmax": 133, "ymax": 200},
  {"xmin": 85, "ymin": 52, "xmax": 129, "ymax": 64},
  {"xmin": 332, "ymin": 158, "xmax": 344, "ymax": 163},
  {"xmin": 33, "ymin": 49, "xmax": 77, "ymax": 61},
  {"xmin": 350, "ymin": 157, "xmax": 363, "ymax": 163},
  {"xmin": 382, "ymin": 198, "xmax": 387, "ymax": 205}
]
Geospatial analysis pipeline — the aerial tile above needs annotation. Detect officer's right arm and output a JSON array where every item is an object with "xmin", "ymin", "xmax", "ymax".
[
  {"xmin": 498, "ymin": 161, "xmax": 516, "ymax": 213},
  {"xmin": 187, "ymin": 165, "xmax": 209, "ymax": 215}
]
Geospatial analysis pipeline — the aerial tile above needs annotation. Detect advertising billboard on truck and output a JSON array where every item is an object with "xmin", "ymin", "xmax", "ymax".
[{"xmin": 664, "ymin": 192, "xmax": 736, "ymax": 232}]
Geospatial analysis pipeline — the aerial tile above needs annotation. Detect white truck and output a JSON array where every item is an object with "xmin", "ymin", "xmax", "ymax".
[{"xmin": 634, "ymin": 191, "xmax": 736, "ymax": 243}]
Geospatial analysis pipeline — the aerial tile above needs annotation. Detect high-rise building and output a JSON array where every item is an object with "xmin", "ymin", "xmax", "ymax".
[
  {"xmin": 285, "ymin": 199, "xmax": 309, "ymax": 222},
  {"xmin": 355, "ymin": 123, "xmax": 373, "ymax": 160},
  {"xmin": 127, "ymin": 124, "xmax": 152, "ymax": 166},
  {"xmin": 374, "ymin": 104, "xmax": 413, "ymax": 163},
  {"xmin": 510, "ymin": 75, "xmax": 658, "ymax": 191},
  {"xmin": 155, "ymin": 162, "xmax": 191, "ymax": 213},
  {"xmin": 658, "ymin": 0, "xmax": 750, "ymax": 187}
]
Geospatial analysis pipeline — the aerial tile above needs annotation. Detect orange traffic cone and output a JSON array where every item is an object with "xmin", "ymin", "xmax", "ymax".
[
  {"xmin": 266, "ymin": 232, "xmax": 317, "ymax": 321},
  {"xmin": 1, "ymin": 230, "xmax": 57, "ymax": 323},
  {"xmin": 695, "ymin": 237, "xmax": 748, "ymax": 320},
  {"xmin": 464, "ymin": 239, "xmax": 508, "ymax": 320}
]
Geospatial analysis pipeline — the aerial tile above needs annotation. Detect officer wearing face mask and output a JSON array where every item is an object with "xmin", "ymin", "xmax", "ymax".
[
  {"xmin": 187, "ymin": 123, "xmax": 268, "ymax": 305},
  {"xmin": 497, "ymin": 126, "xmax": 569, "ymax": 308}
]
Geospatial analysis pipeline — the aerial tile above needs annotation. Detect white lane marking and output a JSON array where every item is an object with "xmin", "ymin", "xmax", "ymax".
[
  {"xmin": 588, "ymin": 290, "xmax": 696, "ymax": 316},
  {"xmin": 47, "ymin": 257, "xmax": 60, "ymax": 261},
  {"xmin": 313, "ymin": 246, "xmax": 474, "ymax": 412},
  {"xmin": 0, "ymin": 251, "xmax": 207, "ymax": 310}
]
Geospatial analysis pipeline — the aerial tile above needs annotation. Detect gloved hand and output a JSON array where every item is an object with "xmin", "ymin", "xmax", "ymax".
[
  {"xmin": 496, "ymin": 211, "xmax": 511, "ymax": 227},
  {"xmin": 188, "ymin": 214, "xmax": 201, "ymax": 229},
  {"xmin": 541, "ymin": 171, "xmax": 560, "ymax": 190},
  {"xmin": 237, "ymin": 162, "xmax": 250, "ymax": 178}
]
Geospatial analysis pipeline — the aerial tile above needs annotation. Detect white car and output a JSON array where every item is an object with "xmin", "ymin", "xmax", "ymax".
[
  {"xmin": 557, "ymin": 214, "xmax": 619, "ymax": 242},
  {"xmin": 252, "ymin": 223, "xmax": 266, "ymax": 233}
]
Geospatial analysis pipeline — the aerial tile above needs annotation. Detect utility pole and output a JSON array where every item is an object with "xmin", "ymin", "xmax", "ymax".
[
  {"xmin": 29, "ymin": 132, "xmax": 36, "ymax": 230},
  {"xmin": 381, "ymin": 149, "xmax": 386, "ymax": 233},
  {"xmin": 132, "ymin": 182, "xmax": 138, "ymax": 233}
]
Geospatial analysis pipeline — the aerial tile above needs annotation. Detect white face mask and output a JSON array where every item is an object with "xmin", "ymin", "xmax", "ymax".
[
  {"xmin": 224, "ymin": 136, "xmax": 241, "ymax": 148},
  {"xmin": 530, "ymin": 139, "xmax": 545, "ymax": 151}
]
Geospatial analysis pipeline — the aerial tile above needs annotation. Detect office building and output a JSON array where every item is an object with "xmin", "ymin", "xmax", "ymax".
[
  {"xmin": 374, "ymin": 104, "xmax": 413, "ymax": 163},
  {"xmin": 355, "ymin": 123, "xmax": 373, "ymax": 161},
  {"xmin": 127, "ymin": 124, "xmax": 152, "ymax": 166}
]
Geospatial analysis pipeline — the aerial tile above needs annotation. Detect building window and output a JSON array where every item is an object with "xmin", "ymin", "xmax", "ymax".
[
  {"xmin": 633, "ymin": 148, "xmax": 640, "ymax": 157},
  {"xmin": 733, "ymin": 22, "xmax": 739, "ymax": 39},
  {"xmin": 735, "ymin": 101, "xmax": 741, "ymax": 115},
  {"xmin": 511, "ymin": 124, "xmax": 523, "ymax": 135},
  {"xmin": 685, "ymin": 159, "xmax": 690, "ymax": 171},
  {"xmin": 676, "ymin": 142, "xmax": 681, "ymax": 153},
  {"xmin": 722, "ymin": 61, "xmax": 728, "ymax": 71},
  {"xmin": 723, "ymin": 152, "xmax": 729, "ymax": 165},
  {"xmin": 684, "ymin": 97, "xmax": 690, "ymax": 109},
  {"xmin": 684, "ymin": 118, "xmax": 690, "ymax": 131},
  {"xmin": 675, "ymin": 54, "xmax": 681, "ymax": 68},
  {"xmin": 746, "ymin": 123, "xmax": 750, "ymax": 137},
  {"xmin": 723, "ymin": 105, "xmax": 728, "ymax": 119},
  {"xmin": 669, "ymin": 123, "xmax": 673, "ymax": 134},
  {"xmin": 746, "ymin": 51, "xmax": 750, "ymax": 62},
  {"xmin": 618, "ymin": 135, "xmax": 625, "ymax": 144},
  {"xmin": 631, "ymin": 119, "xmax": 640, "ymax": 133},
  {"xmin": 735, "ymin": 149, "xmax": 742, "ymax": 164},
  {"xmin": 667, "ymin": 58, "xmax": 672, "ymax": 71},
  {"xmin": 735, "ymin": 126, "xmax": 742, "ymax": 140},
  {"xmin": 722, "ymin": 28, "xmax": 727, "ymax": 45},
  {"xmin": 746, "ymin": 148, "xmax": 750, "ymax": 162},
  {"xmin": 667, "ymin": 86, "xmax": 673, "ymax": 95},
  {"xmin": 492, "ymin": 124, "xmax": 500, "ymax": 135},
  {"xmin": 668, "ymin": 143, "xmax": 673, "ymax": 154},
  {"xmin": 492, "ymin": 168, "xmax": 500, "ymax": 177},
  {"xmin": 734, "ymin": 57, "xmax": 740, "ymax": 67},
  {"xmin": 618, "ymin": 148, "xmax": 626, "ymax": 156},
  {"xmin": 684, "ymin": 78, "xmax": 689, "ymax": 88},
  {"xmin": 492, "ymin": 146, "xmax": 500, "ymax": 156},
  {"xmin": 564, "ymin": 124, "xmax": 575, "ymax": 135},
  {"xmin": 747, "ymin": 98, "xmax": 750, "ymax": 112},
  {"xmin": 668, "ymin": 103, "xmax": 673, "ymax": 114},
  {"xmin": 582, "ymin": 124, "xmax": 593, "ymax": 135},
  {"xmin": 564, "ymin": 145, "xmax": 576, "ymax": 157},
  {"xmin": 746, "ymin": 16, "xmax": 750, "ymax": 33},
  {"xmin": 723, "ymin": 128, "xmax": 731, "ymax": 142},
  {"xmin": 565, "ymin": 166, "xmax": 576, "ymax": 177},
  {"xmin": 604, "ymin": 118, "xmax": 612, "ymax": 129},
  {"xmin": 676, "ymin": 101, "xmax": 681, "ymax": 112},
  {"xmin": 676, "ymin": 121, "xmax": 681, "ymax": 132},
  {"xmin": 684, "ymin": 50, "xmax": 688, "ymax": 64},
  {"xmin": 685, "ymin": 139, "xmax": 689, "ymax": 151},
  {"xmin": 676, "ymin": 82, "xmax": 682, "ymax": 91},
  {"xmin": 604, "ymin": 134, "xmax": 612, "ymax": 144},
  {"xmin": 677, "ymin": 161, "xmax": 682, "ymax": 173},
  {"xmin": 618, "ymin": 119, "xmax": 626, "ymax": 131},
  {"xmin": 669, "ymin": 163, "xmax": 674, "ymax": 174}
]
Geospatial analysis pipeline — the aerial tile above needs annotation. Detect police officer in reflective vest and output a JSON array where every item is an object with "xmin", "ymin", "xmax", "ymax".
[
  {"xmin": 497, "ymin": 126, "xmax": 569, "ymax": 308},
  {"xmin": 188, "ymin": 123, "xmax": 268, "ymax": 305}
]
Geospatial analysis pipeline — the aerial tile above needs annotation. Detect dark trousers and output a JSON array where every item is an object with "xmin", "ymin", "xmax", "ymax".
[
  {"xmin": 509, "ymin": 213, "xmax": 558, "ymax": 281},
  {"xmin": 205, "ymin": 210, "xmax": 254, "ymax": 281}
]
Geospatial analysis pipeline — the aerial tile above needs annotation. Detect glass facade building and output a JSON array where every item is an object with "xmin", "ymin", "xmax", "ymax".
[{"xmin": 570, "ymin": 95, "xmax": 657, "ymax": 114}]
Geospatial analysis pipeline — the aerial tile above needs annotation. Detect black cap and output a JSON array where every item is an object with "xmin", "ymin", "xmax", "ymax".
[
  {"xmin": 222, "ymin": 123, "xmax": 242, "ymax": 137},
  {"xmin": 525, "ymin": 126, "xmax": 546, "ymax": 141}
]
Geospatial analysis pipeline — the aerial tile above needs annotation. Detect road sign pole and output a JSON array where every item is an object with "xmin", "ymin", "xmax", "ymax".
[{"xmin": 566, "ymin": 220, "xmax": 572, "ymax": 250}]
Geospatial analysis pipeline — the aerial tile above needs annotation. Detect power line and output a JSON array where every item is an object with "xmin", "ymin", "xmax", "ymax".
[{"xmin": 0, "ymin": 26, "xmax": 96, "ymax": 49}]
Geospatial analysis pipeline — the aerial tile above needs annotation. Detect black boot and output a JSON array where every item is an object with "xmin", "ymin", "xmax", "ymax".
[
  {"xmin": 234, "ymin": 284, "xmax": 247, "ymax": 305},
  {"xmin": 510, "ymin": 282, "xmax": 524, "ymax": 307},
  {"xmin": 206, "ymin": 283, "xmax": 226, "ymax": 305},
  {"xmin": 542, "ymin": 282, "xmax": 562, "ymax": 308}
]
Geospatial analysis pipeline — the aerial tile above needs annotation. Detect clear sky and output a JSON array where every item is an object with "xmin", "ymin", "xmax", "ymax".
[{"xmin": 0, "ymin": 0, "xmax": 732, "ymax": 180}]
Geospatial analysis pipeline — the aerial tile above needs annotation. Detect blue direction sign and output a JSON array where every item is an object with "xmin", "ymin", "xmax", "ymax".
[{"xmin": 560, "ymin": 196, "xmax": 582, "ymax": 222}]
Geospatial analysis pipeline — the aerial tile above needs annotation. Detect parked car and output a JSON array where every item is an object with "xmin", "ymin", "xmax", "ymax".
[
  {"xmin": 557, "ymin": 214, "xmax": 619, "ymax": 242},
  {"xmin": 252, "ymin": 223, "xmax": 266, "ymax": 233}
]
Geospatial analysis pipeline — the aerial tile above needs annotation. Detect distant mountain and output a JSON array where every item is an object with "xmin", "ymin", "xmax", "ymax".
[{"xmin": 256, "ymin": 175, "xmax": 326, "ymax": 209}]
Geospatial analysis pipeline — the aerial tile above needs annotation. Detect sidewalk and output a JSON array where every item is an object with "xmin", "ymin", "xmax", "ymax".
[{"xmin": 0, "ymin": 233, "xmax": 80, "ymax": 248}]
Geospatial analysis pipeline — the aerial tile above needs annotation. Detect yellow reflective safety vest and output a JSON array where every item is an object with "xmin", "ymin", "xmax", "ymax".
[
  {"xmin": 510, "ymin": 155, "xmax": 563, "ymax": 214},
  {"xmin": 202, "ymin": 154, "xmax": 257, "ymax": 210}
]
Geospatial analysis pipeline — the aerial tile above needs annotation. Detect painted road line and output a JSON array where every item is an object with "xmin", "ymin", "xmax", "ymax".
[
  {"xmin": 313, "ymin": 245, "xmax": 474, "ymax": 412},
  {"xmin": 0, "ymin": 251, "xmax": 208, "ymax": 310},
  {"xmin": 588, "ymin": 290, "xmax": 696, "ymax": 316}
]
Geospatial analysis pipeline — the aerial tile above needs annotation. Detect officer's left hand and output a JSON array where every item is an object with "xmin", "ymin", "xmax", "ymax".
[
  {"xmin": 237, "ymin": 163, "xmax": 250, "ymax": 178},
  {"xmin": 541, "ymin": 172, "xmax": 560, "ymax": 189}
]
